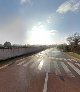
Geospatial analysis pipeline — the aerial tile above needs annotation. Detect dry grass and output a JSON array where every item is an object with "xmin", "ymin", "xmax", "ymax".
[{"xmin": 66, "ymin": 52, "xmax": 80, "ymax": 60}]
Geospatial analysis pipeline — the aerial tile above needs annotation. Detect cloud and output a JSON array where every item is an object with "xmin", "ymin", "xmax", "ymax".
[
  {"xmin": 20, "ymin": 0, "xmax": 32, "ymax": 6},
  {"xmin": 48, "ymin": 30, "xmax": 57, "ymax": 36},
  {"xmin": 46, "ymin": 13, "xmax": 64, "ymax": 25},
  {"xmin": 46, "ymin": 16, "xmax": 52, "ymax": 24},
  {"xmin": 56, "ymin": 0, "xmax": 80, "ymax": 14},
  {"xmin": 46, "ymin": 15, "xmax": 56, "ymax": 24}
]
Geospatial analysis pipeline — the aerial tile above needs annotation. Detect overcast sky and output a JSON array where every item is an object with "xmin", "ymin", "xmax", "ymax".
[{"xmin": 0, "ymin": 0, "xmax": 80, "ymax": 45}]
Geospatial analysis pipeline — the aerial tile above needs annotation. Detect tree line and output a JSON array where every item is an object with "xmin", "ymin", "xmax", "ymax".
[{"xmin": 57, "ymin": 32, "xmax": 80, "ymax": 54}]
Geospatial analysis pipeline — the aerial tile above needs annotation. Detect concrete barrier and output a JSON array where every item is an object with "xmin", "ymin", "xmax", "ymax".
[{"xmin": 0, "ymin": 47, "xmax": 45, "ymax": 60}]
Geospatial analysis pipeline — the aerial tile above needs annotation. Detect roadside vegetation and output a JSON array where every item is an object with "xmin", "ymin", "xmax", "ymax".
[{"xmin": 57, "ymin": 32, "xmax": 80, "ymax": 59}]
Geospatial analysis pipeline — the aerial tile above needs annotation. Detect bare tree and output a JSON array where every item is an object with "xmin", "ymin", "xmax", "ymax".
[
  {"xmin": 67, "ymin": 32, "xmax": 80, "ymax": 46},
  {"xmin": 67, "ymin": 32, "xmax": 80, "ymax": 52}
]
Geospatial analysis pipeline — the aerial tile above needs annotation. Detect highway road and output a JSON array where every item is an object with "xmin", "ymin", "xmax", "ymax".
[{"xmin": 0, "ymin": 48, "xmax": 80, "ymax": 92}]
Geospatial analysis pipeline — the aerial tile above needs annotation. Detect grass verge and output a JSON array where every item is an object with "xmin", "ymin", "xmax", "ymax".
[{"xmin": 66, "ymin": 52, "xmax": 80, "ymax": 60}]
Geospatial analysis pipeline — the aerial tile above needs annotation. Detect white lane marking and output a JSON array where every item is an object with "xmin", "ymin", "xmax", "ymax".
[
  {"xmin": 75, "ymin": 63, "xmax": 80, "ymax": 67},
  {"xmin": 23, "ymin": 60, "xmax": 33, "ymax": 67},
  {"xmin": 30, "ymin": 59, "xmax": 41, "ymax": 69},
  {"xmin": 71, "ymin": 59, "xmax": 77, "ymax": 62},
  {"xmin": 0, "ymin": 63, "xmax": 10, "ymax": 70},
  {"xmin": 49, "ymin": 57, "xmax": 67, "ymax": 61},
  {"xmin": 16, "ymin": 58, "xmax": 25, "ymax": 62},
  {"xmin": 68, "ymin": 62, "xmax": 80, "ymax": 76},
  {"xmin": 17, "ymin": 60, "xmax": 27, "ymax": 65},
  {"xmin": 16, "ymin": 57, "xmax": 28, "ymax": 64},
  {"xmin": 46, "ymin": 61, "xmax": 50, "ymax": 73},
  {"xmin": 16, "ymin": 59, "xmax": 23, "ymax": 62},
  {"xmin": 48, "ymin": 57, "xmax": 54, "ymax": 59},
  {"xmin": 43, "ymin": 73, "xmax": 48, "ymax": 92},
  {"xmin": 61, "ymin": 62, "xmax": 75, "ymax": 77},
  {"xmin": 55, "ymin": 58, "xmax": 59, "ymax": 60},
  {"xmin": 69, "ymin": 59, "xmax": 72, "ymax": 61},
  {"xmin": 74, "ymin": 60, "xmax": 78, "ymax": 62},
  {"xmin": 67, "ymin": 59, "xmax": 71, "ymax": 61},
  {"xmin": 44, "ymin": 60, "xmax": 50, "ymax": 73},
  {"xmin": 59, "ymin": 58, "xmax": 63, "ymax": 60},
  {"xmin": 64, "ymin": 59, "xmax": 67, "ymax": 61},
  {"xmin": 38, "ymin": 60, "xmax": 44, "ymax": 70},
  {"xmin": 53, "ymin": 61, "xmax": 61, "ymax": 75}
]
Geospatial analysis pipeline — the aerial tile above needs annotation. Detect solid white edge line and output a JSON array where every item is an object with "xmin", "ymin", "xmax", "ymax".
[
  {"xmin": 43, "ymin": 73, "xmax": 48, "ymax": 92},
  {"xmin": 0, "ymin": 63, "xmax": 10, "ymax": 70}
]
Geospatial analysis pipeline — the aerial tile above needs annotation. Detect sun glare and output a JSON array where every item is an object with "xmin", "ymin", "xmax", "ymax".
[{"xmin": 27, "ymin": 23, "xmax": 54, "ymax": 45}]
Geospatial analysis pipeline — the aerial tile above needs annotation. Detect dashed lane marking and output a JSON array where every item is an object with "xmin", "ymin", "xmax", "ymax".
[
  {"xmin": 17, "ymin": 60, "xmax": 27, "ymax": 66},
  {"xmin": 38, "ymin": 60, "xmax": 44, "ymax": 70},
  {"xmin": 30, "ymin": 58, "xmax": 41, "ymax": 69},
  {"xmin": 16, "ymin": 57, "xmax": 28, "ymax": 64},
  {"xmin": 23, "ymin": 60, "xmax": 33, "ymax": 67}
]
